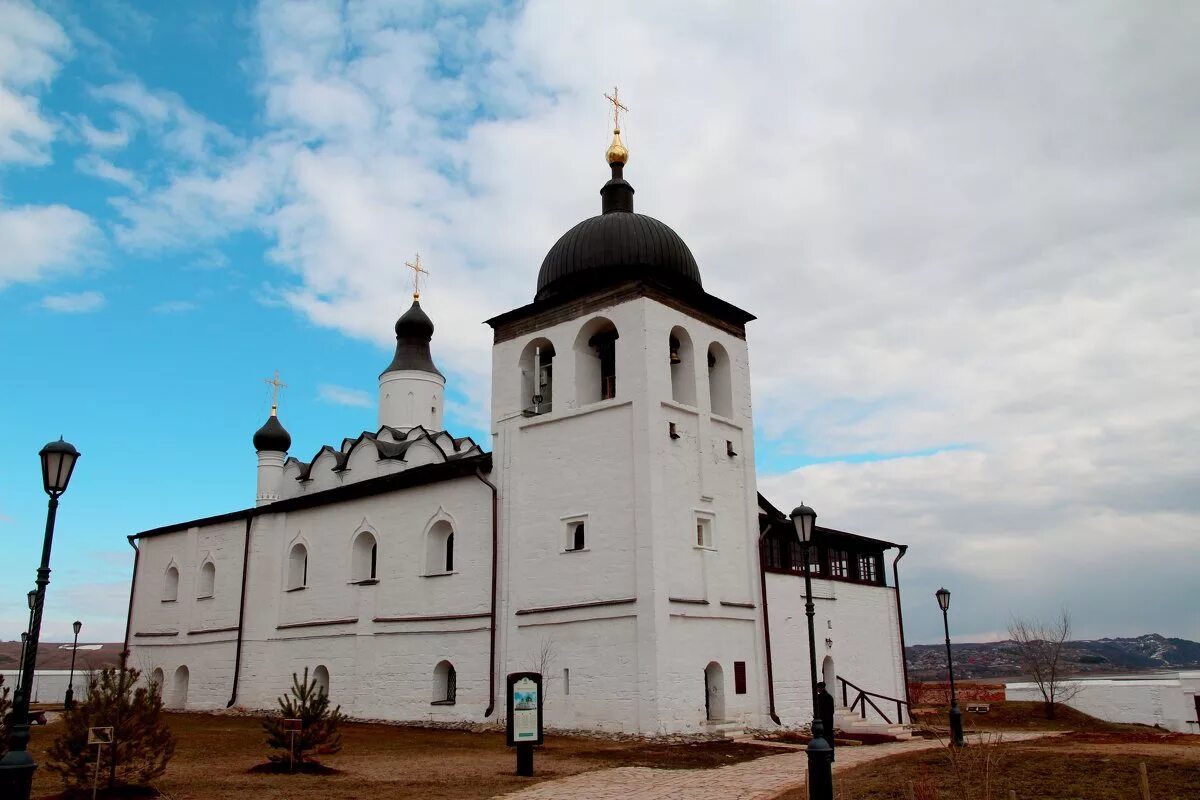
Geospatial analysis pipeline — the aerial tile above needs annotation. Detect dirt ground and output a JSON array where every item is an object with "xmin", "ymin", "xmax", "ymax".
[
  {"xmin": 776, "ymin": 734, "xmax": 1200, "ymax": 800},
  {"xmin": 27, "ymin": 712, "xmax": 775, "ymax": 800},
  {"xmin": 910, "ymin": 700, "xmax": 1141, "ymax": 734}
]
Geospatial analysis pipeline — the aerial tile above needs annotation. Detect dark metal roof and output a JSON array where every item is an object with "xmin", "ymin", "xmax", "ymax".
[
  {"xmin": 131, "ymin": 452, "xmax": 492, "ymax": 540},
  {"xmin": 382, "ymin": 299, "xmax": 443, "ymax": 377},
  {"xmin": 756, "ymin": 491, "xmax": 902, "ymax": 550},
  {"xmin": 252, "ymin": 414, "xmax": 291, "ymax": 452},
  {"xmin": 535, "ymin": 161, "xmax": 702, "ymax": 303}
]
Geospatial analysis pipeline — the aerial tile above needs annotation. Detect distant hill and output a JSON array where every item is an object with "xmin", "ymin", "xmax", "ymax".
[
  {"xmin": 0, "ymin": 641, "xmax": 124, "ymax": 672},
  {"xmin": 907, "ymin": 633, "xmax": 1200, "ymax": 681}
]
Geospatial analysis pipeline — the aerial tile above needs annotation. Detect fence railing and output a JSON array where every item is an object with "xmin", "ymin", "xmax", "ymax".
[{"xmin": 837, "ymin": 675, "xmax": 910, "ymax": 725}]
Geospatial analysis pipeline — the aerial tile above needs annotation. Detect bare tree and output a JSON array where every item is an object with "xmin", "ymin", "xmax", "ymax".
[
  {"xmin": 527, "ymin": 637, "xmax": 556, "ymax": 698},
  {"xmin": 1007, "ymin": 608, "xmax": 1080, "ymax": 719}
]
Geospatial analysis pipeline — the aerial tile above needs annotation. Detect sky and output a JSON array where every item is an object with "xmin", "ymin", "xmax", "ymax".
[{"xmin": 1, "ymin": 0, "xmax": 1197, "ymax": 648}]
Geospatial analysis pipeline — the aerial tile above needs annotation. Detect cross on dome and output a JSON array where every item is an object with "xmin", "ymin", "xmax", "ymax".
[
  {"xmin": 406, "ymin": 252, "xmax": 430, "ymax": 299},
  {"xmin": 604, "ymin": 87, "xmax": 630, "ymax": 165},
  {"xmin": 263, "ymin": 370, "xmax": 287, "ymax": 416}
]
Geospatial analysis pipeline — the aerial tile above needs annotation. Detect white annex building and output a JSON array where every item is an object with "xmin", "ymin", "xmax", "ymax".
[{"xmin": 125, "ymin": 123, "xmax": 913, "ymax": 736}]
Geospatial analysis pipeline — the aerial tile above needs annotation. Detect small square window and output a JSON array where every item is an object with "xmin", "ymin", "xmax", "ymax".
[{"xmin": 562, "ymin": 515, "xmax": 589, "ymax": 552}]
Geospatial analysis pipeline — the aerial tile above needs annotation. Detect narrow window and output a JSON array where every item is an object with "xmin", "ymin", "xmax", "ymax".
[
  {"xmin": 734, "ymin": 661, "xmax": 747, "ymax": 695},
  {"xmin": 563, "ymin": 668, "xmax": 571, "ymax": 696},
  {"xmin": 575, "ymin": 318, "xmax": 619, "ymax": 404},
  {"xmin": 521, "ymin": 339, "xmax": 556, "ymax": 415},
  {"xmin": 198, "ymin": 561, "xmax": 216, "ymax": 598},
  {"xmin": 432, "ymin": 660, "xmax": 456, "ymax": 705},
  {"xmin": 707, "ymin": 343, "xmax": 733, "ymax": 418},
  {"xmin": 669, "ymin": 327, "xmax": 697, "ymax": 405},
  {"xmin": 695, "ymin": 516, "xmax": 714, "ymax": 548},
  {"xmin": 163, "ymin": 566, "xmax": 179, "ymax": 602},
  {"xmin": 352, "ymin": 532, "xmax": 378, "ymax": 583},
  {"xmin": 425, "ymin": 520, "xmax": 455, "ymax": 575},
  {"xmin": 287, "ymin": 543, "xmax": 308, "ymax": 590},
  {"xmin": 669, "ymin": 421, "xmax": 679, "ymax": 439}
]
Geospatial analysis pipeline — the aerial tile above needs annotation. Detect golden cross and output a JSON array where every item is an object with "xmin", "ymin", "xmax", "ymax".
[
  {"xmin": 264, "ymin": 370, "xmax": 287, "ymax": 414},
  {"xmin": 405, "ymin": 252, "xmax": 430, "ymax": 299},
  {"xmin": 604, "ymin": 86, "xmax": 628, "ymax": 132}
]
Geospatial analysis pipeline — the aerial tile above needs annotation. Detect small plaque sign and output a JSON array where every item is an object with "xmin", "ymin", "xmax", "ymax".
[
  {"xmin": 505, "ymin": 671, "xmax": 543, "ymax": 747},
  {"xmin": 87, "ymin": 727, "xmax": 113, "ymax": 745},
  {"xmin": 282, "ymin": 718, "xmax": 302, "ymax": 732}
]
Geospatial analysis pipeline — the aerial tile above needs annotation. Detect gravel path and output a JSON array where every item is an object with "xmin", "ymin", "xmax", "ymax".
[{"xmin": 493, "ymin": 731, "xmax": 1060, "ymax": 800}]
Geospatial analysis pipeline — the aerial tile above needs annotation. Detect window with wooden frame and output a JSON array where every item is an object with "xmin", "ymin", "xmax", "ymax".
[
  {"xmin": 829, "ymin": 548, "xmax": 849, "ymax": 578},
  {"xmin": 856, "ymin": 553, "xmax": 880, "ymax": 584}
]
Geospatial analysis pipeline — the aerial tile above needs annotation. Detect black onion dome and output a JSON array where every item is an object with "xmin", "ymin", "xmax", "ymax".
[
  {"xmin": 535, "ymin": 161, "xmax": 702, "ymax": 303},
  {"xmin": 382, "ymin": 299, "xmax": 443, "ymax": 377},
  {"xmin": 253, "ymin": 413, "xmax": 291, "ymax": 452}
]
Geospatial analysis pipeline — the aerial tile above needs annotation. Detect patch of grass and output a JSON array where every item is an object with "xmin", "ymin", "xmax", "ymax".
[
  {"xmin": 914, "ymin": 701, "xmax": 1141, "ymax": 733},
  {"xmin": 775, "ymin": 741, "xmax": 1200, "ymax": 800}
]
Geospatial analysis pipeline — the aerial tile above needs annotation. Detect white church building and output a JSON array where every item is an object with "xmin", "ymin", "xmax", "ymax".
[{"xmin": 124, "ymin": 127, "xmax": 912, "ymax": 736}]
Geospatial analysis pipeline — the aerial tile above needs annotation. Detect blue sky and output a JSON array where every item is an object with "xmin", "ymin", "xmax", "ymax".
[{"xmin": 2, "ymin": 1, "xmax": 1198, "ymax": 646}]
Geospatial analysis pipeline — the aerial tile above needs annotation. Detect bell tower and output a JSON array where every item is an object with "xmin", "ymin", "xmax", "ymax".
[{"xmin": 488, "ymin": 97, "xmax": 768, "ymax": 734}]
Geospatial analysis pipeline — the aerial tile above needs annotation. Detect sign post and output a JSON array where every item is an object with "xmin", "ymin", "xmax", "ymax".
[
  {"xmin": 282, "ymin": 718, "xmax": 302, "ymax": 773},
  {"xmin": 505, "ymin": 672, "xmax": 543, "ymax": 777},
  {"xmin": 87, "ymin": 727, "xmax": 113, "ymax": 800}
]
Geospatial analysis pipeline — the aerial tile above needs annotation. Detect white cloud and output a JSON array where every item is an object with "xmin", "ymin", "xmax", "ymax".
[
  {"xmin": 318, "ymin": 383, "xmax": 372, "ymax": 408},
  {"xmin": 90, "ymin": 79, "xmax": 238, "ymax": 162},
  {"xmin": 0, "ymin": 0, "xmax": 70, "ymax": 164},
  {"xmin": 105, "ymin": 1, "xmax": 1200, "ymax": 640},
  {"xmin": 152, "ymin": 299, "xmax": 197, "ymax": 314},
  {"xmin": 41, "ymin": 290, "xmax": 105, "ymax": 313},
  {"xmin": 75, "ymin": 153, "xmax": 141, "ymax": 189},
  {"xmin": 76, "ymin": 113, "xmax": 134, "ymax": 149},
  {"xmin": 0, "ymin": 204, "xmax": 101, "ymax": 288}
]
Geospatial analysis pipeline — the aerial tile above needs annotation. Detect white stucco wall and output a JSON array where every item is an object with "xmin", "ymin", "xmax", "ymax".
[
  {"xmin": 1006, "ymin": 673, "xmax": 1200, "ymax": 734},
  {"xmin": 766, "ymin": 573, "xmax": 908, "ymax": 726}
]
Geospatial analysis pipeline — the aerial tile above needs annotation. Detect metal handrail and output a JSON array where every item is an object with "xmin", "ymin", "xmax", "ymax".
[{"xmin": 837, "ymin": 675, "xmax": 910, "ymax": 725}]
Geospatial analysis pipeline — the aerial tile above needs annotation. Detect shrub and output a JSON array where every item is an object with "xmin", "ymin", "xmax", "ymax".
[
  {"xmin": 0, "ymin": 673, "xmax": 11, "ymax": 759},
  {"xmin": 262, "ymin": 668, "xmax": 345, "ymax": 767},
  {"xmin": 46, "ymin": 666, "xmax": 175, "ymax": 793}
]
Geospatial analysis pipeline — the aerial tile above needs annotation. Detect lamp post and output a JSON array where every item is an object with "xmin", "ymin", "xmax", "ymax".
[
  {"xmin": 65, "ymin": 620, "xmax": 82, "ymax": 710},
  {"xmin": 935, "ymin": 587, "xmax": 965, "ymax": 747},
  {"xmin": 16, "ymin": 632, "xmax": 28, "ymax": 690},
  {"xmin": 791, "ymin": 503, "xmax": 832, "ymax": 800},
  {"xmin": 0, "ymin": 437, "xmax": 80, "ymax": 799}
]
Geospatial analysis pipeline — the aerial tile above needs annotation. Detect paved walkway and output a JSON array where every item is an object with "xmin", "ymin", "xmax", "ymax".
[{"xmin": 494, "ymin": 732, "xmax": 1058, "ymax": 800}]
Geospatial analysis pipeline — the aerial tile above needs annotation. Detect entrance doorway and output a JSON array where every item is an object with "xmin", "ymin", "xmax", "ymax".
[
  {"xmin": 704, "ymin": 662, "xmax": 725, "ymax": 721},
  {"xmin": 822, "ymin": 656, "xmax": 836, "ymax": 701}
]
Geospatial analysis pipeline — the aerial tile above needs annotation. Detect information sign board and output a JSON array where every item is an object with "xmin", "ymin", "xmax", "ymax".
[
  {"xmin": 505, "ymin": 671, "xmax": 543, "ymax": 747},
  {"xmin": 87, "ymin": 727, "xmax": 113, "ymax": 745}
]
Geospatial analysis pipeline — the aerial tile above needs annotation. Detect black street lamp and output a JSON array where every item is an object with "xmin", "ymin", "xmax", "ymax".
[
  {"xmin": 791, "ymin": 503, "xmax": 833, "ymax": 800},
  {"xmin": 936, "ymin": 587, "xmax": 965, "ymax": 747},
  {"xmin": 65, "ymin": 620, "xmax": 82, "ymax": 710},
  {"xmin": 16, "ymin": 632, "xmax": 28, "ymax": 690},
  {"xmin": 0, "ymin": 437, "xmax": 80, "ymax": 799}
]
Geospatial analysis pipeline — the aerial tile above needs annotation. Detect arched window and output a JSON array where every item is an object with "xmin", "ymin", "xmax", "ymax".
[
  {"xmin": 519, "ymin": 338, "xmax": 556, "ymax": 415},
  {"xmin": 575, "ymin": 317, "xmax": 619, "ymax": 404},
  {"xmin": 162, "ymin": 566, "xmax": 179, "ymax": 602},
  {"xmin": 351, "ymin": 531, "xmax": 378, "ymax": 583},
  {"xmin": 170, "ymin": 665, "xmax": 189, "ymax": 709},
  {"xmin": 707, "ymin": 342, "xmax": 733, "ymax": 418},
  {"xmin": 432, "ymin": 660, "xmax": 456, "ymax": 705},
  {"xmin": 313, "ymin": 665, "xmax": 330, "ymax": 697},
  {"xmin": 669, "ymin": 327, "xmax": 697, "ymax": 405},
  {"xmin": 150, "ymin": 668, "xmax": 164, "ymax": 693},
  {"xmin": 287, "ymin": 543, "xmax": 308, "ymax": 590},
  {"xmin": 425, "ymin": 520, "xmax": 454, "ymax": 575},
  {"xmin": 197, "ymin": 561, "xmax": 216, "ymax": 598}
]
